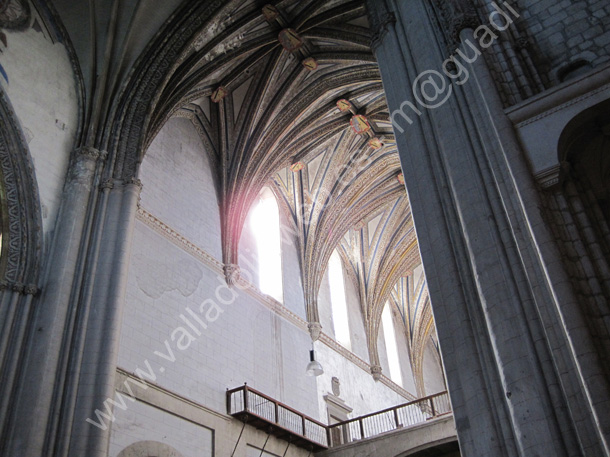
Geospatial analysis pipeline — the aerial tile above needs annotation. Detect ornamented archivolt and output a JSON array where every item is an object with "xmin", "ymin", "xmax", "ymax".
[{"xmin": 0, "ymin": 87, "xmax": 41, "ymax": 293}]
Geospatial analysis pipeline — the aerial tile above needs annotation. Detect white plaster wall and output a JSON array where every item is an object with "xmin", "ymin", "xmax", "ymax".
[
  {"xmin": 317, "ymin": 268, "xmax": 335, "ymax": 341},
  {"xmin": 394, "ymin": 310, "xmax": 417, "ymax": 394},
  {"xmin": 119, "ymin": 222, "xmax": 319, "ymax": 418},
  {"xmin": 423, "ymin": 338, "xmax": 446, "ymax": 395},
  {"xmin": 344, "ymin": 276, "xmax": 368, "ymax": 363},
  {"xmin": 140, "ymin": 117, "xmax": 222, "ymax": 260},
  {"xmin": 314, "ymin": 342, "xmax": 411, "ymax": 421},
  {"xmin": 279, "ymin": 222, "xmax": 306, "ymax": 320},
  {"xmin": 246, "ymin": 446, "xmax": 280, "ymax": 457},
  {"xmin": 239, "ymin": 205, "xmax": 261, "ymax": 289},
  {"xmin": 0, "ymin": 27, "xmax": 78, "ymax": 235},
  {"xmin": 109, "ymin": 399, "xmax": 213, "ymax": 457},
  {"xmin": 377, "ymin": 319, "xmax": 390, "ymax": 377}
]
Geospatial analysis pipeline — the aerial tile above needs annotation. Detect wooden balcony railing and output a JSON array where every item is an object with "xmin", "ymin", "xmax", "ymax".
[
  {"xmin": 327, "ymin": 391, "xmax": 452, "ymax": 446},
  {"xmin": 227, "ymin": 385, "xmax": 452, "ymax": 450},
  {"xmin": 227, "ymin": 384, "xmax": 329, "ymax": 451}
]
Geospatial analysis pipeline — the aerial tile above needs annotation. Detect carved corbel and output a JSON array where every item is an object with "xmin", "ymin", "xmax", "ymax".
[
  {"xmin": 223, "ymin": 263, "xmax": 240, "ymax": 287},
  {"xmin": 308, "ymin": 321, "xmax": 322, "ymax": 341},
  {"xmin": 370, "ymin": 364, "xmax": 382, "ymax": 381}
]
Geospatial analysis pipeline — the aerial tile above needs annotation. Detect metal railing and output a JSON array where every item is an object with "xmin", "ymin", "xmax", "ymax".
[
  {"xmin": 227, "ymin": 384, "xmax": 329, "ymax": 448},
  {"xmin": 227, "ymin": 385, "xmax": 451, "ymax": 449},
  {"xmin": 327, "ymin": 391, "xmax": 451, "ymax": 446}
]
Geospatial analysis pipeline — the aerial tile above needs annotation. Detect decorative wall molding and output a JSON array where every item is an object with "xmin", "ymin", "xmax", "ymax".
[
  {"xmin": 136, "ymin": 207, "xmax": 224, "ymax": 273},
  {"xmin": 534, "ymin": 164, "xmax": 561, "ymax": 189},
  {"xmin": 514, "ymin": 83, "xmax": 610, "ymax": 129},
  {"xmin": 115, "ymin": 367, "xmax": 228, "ymax": 423},
  {"xmin": 506, "ymin": 63, "xmax": 610, "ymax": 127}
]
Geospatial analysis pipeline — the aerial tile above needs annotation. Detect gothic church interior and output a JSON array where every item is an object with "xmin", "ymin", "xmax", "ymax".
[{"xmin": 0, "ymin": 0, "xmax": 608, "ymax": 456}]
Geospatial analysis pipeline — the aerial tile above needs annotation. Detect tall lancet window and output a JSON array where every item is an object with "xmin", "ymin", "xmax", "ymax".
[
  {"xmin": 328, "ymin": 250, "xmax": 351, "ymax": 350},
  {"xmin": 251, "ymin": 187, "xmax": 283, "ymax": 302},
  {"xmin": 382, "ymin": 303, "xmax": 403, "ymax": 386}
]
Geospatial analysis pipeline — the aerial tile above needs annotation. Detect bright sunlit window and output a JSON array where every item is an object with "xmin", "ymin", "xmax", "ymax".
[
  {"xmin": 328, "ymin": 250, "xmax": 351, "ymax": 350},
  {"xmin": 251, "ymin": 188, "xmax": 283, "ymax": 302},
  {"xmin": 382, "ymin": 303, "xmax": 403, "ymax": 385}
]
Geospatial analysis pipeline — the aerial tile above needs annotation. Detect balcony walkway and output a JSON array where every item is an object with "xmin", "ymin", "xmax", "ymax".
[
  {"xmin": 227, "ymin": 385, "xmax": 330, "ymax": 451},
  {"xmin": 318, "ymin": 415, "xmax": 457, "ymax": 457},
  {"xmin": 227, "ymin": 384, "xmax": 453, "ymax": 453}
]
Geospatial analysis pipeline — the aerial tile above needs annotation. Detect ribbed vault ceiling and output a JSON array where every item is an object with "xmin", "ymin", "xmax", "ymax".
[
  {"xmin": 51, "ymin": 0, "xmax": 437, "ymax": 383},
  {"xmin": 138, "ymin": 0, "xmax": 436, "ymax": 380}
]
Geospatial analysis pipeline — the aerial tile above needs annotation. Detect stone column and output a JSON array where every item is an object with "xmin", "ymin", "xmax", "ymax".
[
  {"xmin": 6, "ymin": 148, "xmax": 142, "ymax": 457},
  {"xmin": 457, "ymin": 25, "xmax": 610, "ymax": 454},
  {"xmin": 67, "ymin": 177, "xmax": 142, "ymax": 457},
  {"xmin": 6, "ymin": 146, "xmax": 104, "ymax": 456},
  {"xmin": 0, "ymin": 284, "xmax": 38, "ymax": 431},
  {"xmin": 366, "ymin": 0, "xmax": 601, "ymax": 455}
]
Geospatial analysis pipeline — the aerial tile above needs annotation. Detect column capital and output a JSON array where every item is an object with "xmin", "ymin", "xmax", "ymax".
[
  {"xmin": 0, "ymin": 280, "xmax": 38, "ymax": 295},
  {"xmin": 431, "ymin": 0, "xmax": 480, "ymax": 44},
  {"xmin": 100, "ymin": 179, "xmax": 115, "ymax": 191},
  {"xmin": 370, "ymin": 12, "xmax": 396, "ymax": 50},
  {"xmin": 366, "ymin": 0, "xmax": 396, "ymax": 50},
  {"xmin": 75, "ymin": 146, "xmax": 103, "ymax": 162},
  {"xmin": 125, "ymin": 177, "xmax": 143, "ymax": 190}
]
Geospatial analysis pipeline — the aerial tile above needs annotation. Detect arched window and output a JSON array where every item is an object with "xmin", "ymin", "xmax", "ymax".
[
  {"xmin": 382, "ymin": 303, "xmax": 402, "ymax": 385},
  {"xmin": 251, "ymin": 187, "xmax": 283, "ymax": 302},
  {"xmin": 328, "ymin": 250, "xmax": 351, "ymax": 350}
]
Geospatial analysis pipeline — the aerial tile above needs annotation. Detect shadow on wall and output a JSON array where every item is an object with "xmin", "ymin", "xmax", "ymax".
[{"xmin": 397, "ymin": 439, "xmax": 460, "ymax": 457}]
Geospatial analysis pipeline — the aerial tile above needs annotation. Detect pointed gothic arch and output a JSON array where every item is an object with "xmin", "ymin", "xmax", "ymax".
[{"xmin": 0, "ymin": 86, "xmax": 42, "ymax": 291}]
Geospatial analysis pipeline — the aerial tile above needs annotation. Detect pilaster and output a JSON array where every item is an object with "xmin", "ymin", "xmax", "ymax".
[{"xmin": 366, "ymin": 0, "xmax": 599, "ymax": 455}]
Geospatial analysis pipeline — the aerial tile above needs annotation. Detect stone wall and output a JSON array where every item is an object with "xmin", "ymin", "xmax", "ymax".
[{"xmin": 513, "ymin": 0, "xmax": 610, "ymax": 82}]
